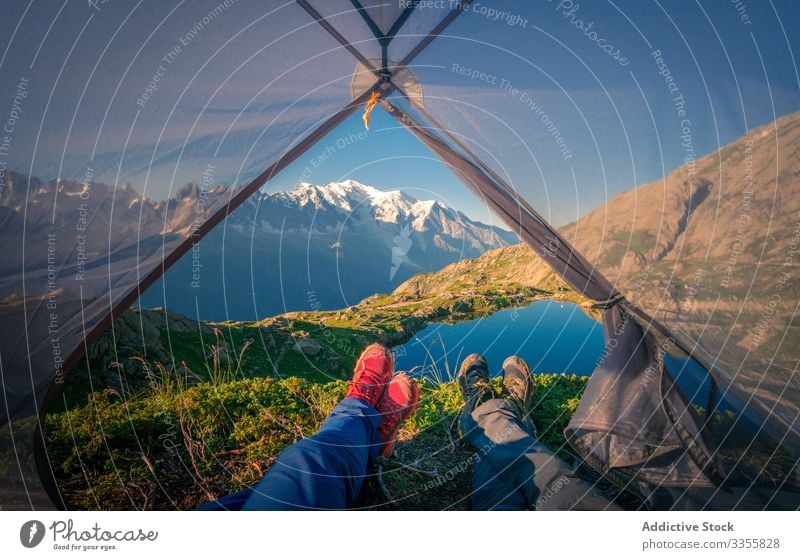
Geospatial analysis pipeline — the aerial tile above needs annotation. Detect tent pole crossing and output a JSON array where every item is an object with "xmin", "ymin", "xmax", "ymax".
[
  {"xmin": 347, "ymin": 0, "xmax": 415, "ymax": 76},
  {"xmin": 385, "ymin": 5, "xmax": 417, "ymax": 42},
  {"xmin": 348, "ymin": 0, "xmax": 386, "ymax": 44},
  {"xmin": 298, "ymin": 0, "xmax": 471, "ymax": 83}
]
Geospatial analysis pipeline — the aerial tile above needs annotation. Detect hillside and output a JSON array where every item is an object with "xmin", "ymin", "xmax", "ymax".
[
  {"xmin": 562, "ymin": 111, "xmax": 800, "ymax": 421},
  {"xmin": 394, "ymin": 242, "xmax": 560, "ymax": 297},
  {"xmin": 564, "ymin": 112, "xmax": 800, "ymax": 278}
]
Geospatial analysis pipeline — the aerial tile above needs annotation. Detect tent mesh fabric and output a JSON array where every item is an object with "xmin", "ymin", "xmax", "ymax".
[{"xmin": 1, "ymin": 0, "xmax": 798, "ymax": 509}]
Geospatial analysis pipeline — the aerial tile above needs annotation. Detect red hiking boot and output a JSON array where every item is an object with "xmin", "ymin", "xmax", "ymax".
[
  {"xmin": 345, "ymin": 343, "xmax": 394, "ymax": 407},
  {"xmin": 376, "ymin": 372, "xmax": 420, "ymax": 457}
]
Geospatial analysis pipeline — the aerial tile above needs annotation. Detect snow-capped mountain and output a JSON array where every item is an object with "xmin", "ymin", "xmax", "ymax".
[
  {"xmin": 244, "ymin": 180, "xmax": 512, "ymax": 246},
  {"xmin": 142, "ymin": 180, "xmax": 517, "ymax": 320}
]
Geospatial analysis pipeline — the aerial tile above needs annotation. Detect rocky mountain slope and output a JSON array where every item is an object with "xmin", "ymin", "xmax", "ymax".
[
  {"xmin": 0, "ymin": 171, "xmax": 229, "ymax": 282},
  {"xmin": 561, "ymin": 111, "xmax": 800, "ymax": 420}
]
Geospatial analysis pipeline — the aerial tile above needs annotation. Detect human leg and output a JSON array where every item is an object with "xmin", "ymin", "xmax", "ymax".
[
  {"xmin": 458, "ymin": 354, "xmax": 620, "ymax": 511},
  {"xmin": 199, "ymin": 345, "xmax": 419, "ymax": 511},
  {"xmin": 240, "ymin": 396, "xmax": 382, "ymax": 510},
  {"xmin": 455, "ymin": 354, "xmax": 530, "ymax": 510},
  {"xmin": 200, "ymin": 344, "xmax": 392, "ymax": 511}
]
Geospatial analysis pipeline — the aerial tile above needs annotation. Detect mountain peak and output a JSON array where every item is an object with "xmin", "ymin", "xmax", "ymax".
[
  {"xmin": 279, "ymin": 180, "xmax": 422, "ymax": 221},
  {"xmin": 295, "ymin": 179, "xmax": 409, "ymax": 202},
  {"xmin": 251, "ymin": 179, "xmax": 515, "ymax": 245}
]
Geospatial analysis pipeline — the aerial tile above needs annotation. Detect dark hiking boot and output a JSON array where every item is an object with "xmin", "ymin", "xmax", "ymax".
[
  {"xmin": 456, "ymin": 353, "xmax": 495, "ymax": 414},
  {"xmin": 501, "ymin": 356, "xmax": 536, "ymax": 436},
  {"xmin": 376, "ymin": 372, "xmax": 420, "ymax": 457},
  {"xmin": 346, "ymin": 343, "xmax": 393, "ymax": 407}
]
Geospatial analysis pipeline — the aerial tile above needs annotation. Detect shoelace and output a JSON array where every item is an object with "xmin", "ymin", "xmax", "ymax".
[
  {"xmin": 348, "ymin": 361, "xmax": 392, "ymax": 402},
  {"xmin": 504, "ymin": 375, "xmax": 527, "ymax": 398},
  {"xmin": 378, "ymin": 402, "xmax": 414, "ymax": 439},
  {"xmin": 463, "ymin": 368, "xmax": 494, "ymax": 405}
]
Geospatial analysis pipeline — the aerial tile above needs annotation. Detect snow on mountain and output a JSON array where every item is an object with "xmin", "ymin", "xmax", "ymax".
[
  {"xmin": 143, "ymin": 180, "xmax": 517, "ymax": 320},
  {"xmin": 243, "ymin": 179, "xmax": 515, "ymax": 246}
]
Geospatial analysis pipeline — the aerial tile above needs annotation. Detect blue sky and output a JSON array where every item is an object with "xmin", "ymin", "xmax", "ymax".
[{"xmin": 2, "ymin": 0, "xmax": 800, "ymax": 226}]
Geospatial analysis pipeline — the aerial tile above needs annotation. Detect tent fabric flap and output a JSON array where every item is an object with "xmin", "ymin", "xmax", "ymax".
[
  {"xmin": 565, "ymin": 307, "xmax": 717, "ymax": 491},
  {"xmin": 567, "ymin": 306, "xmax": 800, "ymax": 509}
]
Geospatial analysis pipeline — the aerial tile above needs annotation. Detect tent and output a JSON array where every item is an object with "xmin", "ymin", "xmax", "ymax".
[{"xmin": 1, "ymin": 0, "xmax": 798, "ymax": 510}]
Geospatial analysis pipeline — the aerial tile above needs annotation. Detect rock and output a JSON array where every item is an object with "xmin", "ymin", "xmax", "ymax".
[
  {"xmin": 146, "ymin": 307, "xmax": 212, "ymax": 334},
  {"xmin": 292, "ymin": 338, "xmax": 322, "ymax": 356},
  {"xmin": 261, "ymin": 316, "xmax": 290, "ymax": 329},
  {"xmin": 324, "ymin": 355, "xmax": 342, "ymax": 372},
  {"xmin": 258, "ymin": 331, "xmax": 277, "ymax": 349}
]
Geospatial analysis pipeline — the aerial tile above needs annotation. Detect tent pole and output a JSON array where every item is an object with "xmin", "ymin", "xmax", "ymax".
[
  {"xmin": 30, "ymin": 88, "xmax": 380, "ymax": 432},
  {"xmin": 299, "ymin": 0, "xmax": 470, "ymax": 86},
  {"xmin": 395, "ymin": 89, "xmax": 546, "ymax": 227},
  {"xmin": 296, "ymin": 0, "xmax": 377, "ymax": 72},
  {"xmin": 348, "ymin": 0, "xmax": 385, "ymax": 42},
  {"xmin": 399, "ymin": 1, "xmax": 473, "ymax": 67},
  {"xmin": 385, "ymin": 5, "xmax": 417, "ymax": 41}
]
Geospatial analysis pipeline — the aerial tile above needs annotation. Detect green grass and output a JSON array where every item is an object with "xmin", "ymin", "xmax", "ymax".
[{"xmin": 45, "ymin": 373, "xmax": 588, "ymax": 510}]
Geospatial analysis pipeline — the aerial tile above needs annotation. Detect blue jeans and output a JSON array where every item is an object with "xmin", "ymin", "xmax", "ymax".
[
  {"xmin": 198, "ymin": 397, "xmax": 382, "ymax": 510},
  {"xmin": 462, "ymin": 399, "xmax": 620, "ymax": 510}
]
